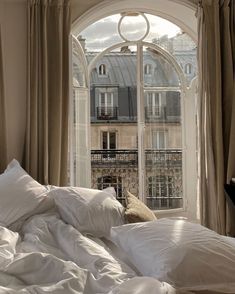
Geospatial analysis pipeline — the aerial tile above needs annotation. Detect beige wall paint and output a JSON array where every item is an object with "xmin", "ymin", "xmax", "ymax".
[
  {"xmin": 71, "ymin": 0, "xmax": 103, "ymax": 23},
  {"xmin": 0, "ymin": 0, "xmax": 27, "ymax": 164},
  {"xmin": 0, "ymin": 0, "xmax": 196, "ymax": 166},
  {"xmin": 90, "ymin": 123, "xmax": 182, "ymax": 149}
]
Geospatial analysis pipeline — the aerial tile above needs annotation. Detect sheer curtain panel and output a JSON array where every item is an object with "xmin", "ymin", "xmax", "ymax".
[
  {"xmin": 25, "ymin": 0, "xmax": 71, "ymax": 185},
  {"xmin": 197, "ymin": 0, "xmax": 235, "ymax": 235}
]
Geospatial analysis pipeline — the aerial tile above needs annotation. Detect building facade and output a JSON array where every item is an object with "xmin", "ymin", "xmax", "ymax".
[{"xmin": 72, "ymin": 32, "xmax": 196, "ymax": 210}]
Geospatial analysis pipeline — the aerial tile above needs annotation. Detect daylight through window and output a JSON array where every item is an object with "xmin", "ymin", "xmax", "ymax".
[{"xmin": 71, "ymin": 12, "xmax": 197, "ymax": 212}]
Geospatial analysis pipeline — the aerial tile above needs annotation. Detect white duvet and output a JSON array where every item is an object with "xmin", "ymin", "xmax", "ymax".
[
  {"xmin": 0, "ymin": 214, "xmax": 234, "ymax": 294},
  {"xmin": 0, "ymin": 213, "xmax": 179, "ymax": 294}
]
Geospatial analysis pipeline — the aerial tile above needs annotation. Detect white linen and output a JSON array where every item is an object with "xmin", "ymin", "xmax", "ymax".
[
  {"xmin": 0, "ymin": 213, "xmax": 235, "ymax": 293},
  {"xmin": 49, "ymin": 186, "xmax": 125, "ymax": 237},
  {"xmin": 110, "ymin": 218, "xmax": 235, "ymax": 291},
  {"xmin": 13, "ymin": 213, "xmax": 136, "ymax": 293},
  {"xmin": 108, "ymin": 277, "xmax": 184, "ymax": 294},
  {"xmin": 0, "ymin": 159, "xmax": 53, "ymax": 228}
]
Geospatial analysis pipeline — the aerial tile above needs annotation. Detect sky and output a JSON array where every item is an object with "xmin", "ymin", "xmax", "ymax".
[{"xmin": 80, "ymin": 14, "xmax": 181, "ymax": 52}]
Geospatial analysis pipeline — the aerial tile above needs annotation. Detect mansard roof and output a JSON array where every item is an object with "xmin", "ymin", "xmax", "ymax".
[{"xmin": 86, "ymin": 51, "xmax": 180, "ymax": 88}]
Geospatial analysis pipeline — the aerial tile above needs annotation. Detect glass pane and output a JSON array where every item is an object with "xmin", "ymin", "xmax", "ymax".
[
  {"xmin": 143, "ymin": 46, "xmax": 183, "ymax": 210},
  {"xmin": 72, "ymin": 88, "xmax": 90, "ymax": 187},
  {"xmin": 102, "ymin": 132, "xmax": 108, "ymax": 149},
  {"xmin": 71, "ymin": 37, "xmax": 90, "ymax": 187},
  {"xmin": 143, "ymin": 14, "xmax": 197, "ymax": 85},
  {"xmin": 72, "ymin": 39, "xmax": 86, "ymax": 88},
  {"xmin": 90, "ymin": 46, "xmax": 138, "ymax": 204},
  {"xmin": 119, "ymin": 14, "xmax": 148, "ymax": 41},
  {"xmin": 100, "ymin": 93, "xmax": 105, "ymax": 105},
  {"xmin": 78, "ymin": 14, "xmax": 122, "ymax": 54},
  {"xmin": 109, "ymin": 132, "xmax": 116, "ymax": 149}
]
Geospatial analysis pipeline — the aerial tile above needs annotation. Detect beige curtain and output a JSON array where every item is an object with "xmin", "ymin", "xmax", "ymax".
[
  {"xmin": 25, "ymin": 0, "xmax": 71, "ymax": 185},
  {"xmin": 0, "ymin": 26, "xmax": 7, "ymax": 173},
  {"xmin": 197, "ymin": 0, "xmax": 235, "ymax": 235}
]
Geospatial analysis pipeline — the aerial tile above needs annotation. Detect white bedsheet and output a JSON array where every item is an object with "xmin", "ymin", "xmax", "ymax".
[
  {"xmin": 0, "ymin": 213, "xmax": 177, "ymax": 293},
  {"xmin": 0, "ymin": 214, "xmax": 234, "ymax": 294},
  {"xmin": 10, "ymin": 213, "xmax": 135, "ymax": 293}
]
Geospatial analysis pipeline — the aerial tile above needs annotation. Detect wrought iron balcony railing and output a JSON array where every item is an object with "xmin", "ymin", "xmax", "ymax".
[
  {"xmin": 91, "ymin": 150, "xmax": 138, "ymax": 167},
  {"xmin": 145, "ymin": 149, "xmax": 182, "ymax": 168},
  {"xmin": 91, "ymin": 149, "xmax": 182, "ymax": 168},
  {"xmin": 96, "ymin": 107, "xmax": 118, "ymax": 120}
]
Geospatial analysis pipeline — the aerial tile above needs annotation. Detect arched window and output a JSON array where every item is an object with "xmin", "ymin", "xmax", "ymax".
[
  {"xmin": 98, "ymin": 64, "xmax": 106, "ymax": 75},
  {"xmin": 144, "ymin": 64, "xmax": 152, "ymax": 75},
  {"xmin": 71, "ymin": 6, "xmax": 198, "ymax": 220},
  {"xmin": 185, "ymin": 63, "xmax": 192, "ymax": 74}
]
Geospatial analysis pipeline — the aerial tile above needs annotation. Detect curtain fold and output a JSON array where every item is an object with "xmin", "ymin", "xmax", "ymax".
[
  {"xmin": 197, "ymin": 0, "xmax": 235, "ymax": 235},
  {"xmin": 25, "ymin": 0, "xmax": 71, "ymax": 185},
  {"xmin": 0, "ymin": 26, "xmax": 7, "ymax": 173}
]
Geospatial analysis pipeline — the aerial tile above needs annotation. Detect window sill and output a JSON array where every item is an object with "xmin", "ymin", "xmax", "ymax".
[{"xmin": 153, "ymin": 207, "xmax": 185, "ymax": 215}]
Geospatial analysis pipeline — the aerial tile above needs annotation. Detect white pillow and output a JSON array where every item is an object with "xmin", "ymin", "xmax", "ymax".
[
  {"xmin": 110, "ymin": 218, "xmax": 235, "ymax": 288},
  {"xmin": 49, "ymin": 186, "xmax": 125, "ymax": 237},
  {"xmin": 0, "ymin": 159, "xmax": 53, "ymax": 228}
]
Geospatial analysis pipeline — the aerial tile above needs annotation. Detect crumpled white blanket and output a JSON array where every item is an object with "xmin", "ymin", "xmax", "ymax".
[
  {"xmin": 0, "ymin": 213, "xmax": 179, "ymax": 293},
  {"xmin": 0, "ymin": 213, "xmax": 234, "ymax": 294}
]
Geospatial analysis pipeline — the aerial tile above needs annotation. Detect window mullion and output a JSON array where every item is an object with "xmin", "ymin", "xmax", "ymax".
[{"xmin": 137, "ymin": 42, "xmax": 145, "ymax": 202}]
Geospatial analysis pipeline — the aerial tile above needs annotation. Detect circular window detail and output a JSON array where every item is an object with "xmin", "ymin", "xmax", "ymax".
[{"xmin": 118, "ymin": 12, "xmax": 150, "ymax": 42}]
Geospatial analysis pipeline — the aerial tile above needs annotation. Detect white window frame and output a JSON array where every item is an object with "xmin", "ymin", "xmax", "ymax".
[
  {"xmin": 71, "ymin": 1, "xmax": 198, "ymax": 221},
  {"xmin": 152, "ymin": 130, "xmax": 168, "ymax": 149},
  {"xmin": 144, "ymin": 63, "xmax": 152, "ymax": 75},
  {"xmin": 99, "ymin": 92, "xmax": 114, "ymax": 109},
  {"xmin": 185, "ymin": 63, "xmax": 192, "ymax": 74},
  {"xmin": 98, "ymin": 64, "xmax": 107, "ymax": 76},
  {"xmin": 101, "ymin": 130, "xmax": 117, "ymax": 150},
  {"xmin": 146, "ymin": 92, "xmax": 162, "ymax": 117}
]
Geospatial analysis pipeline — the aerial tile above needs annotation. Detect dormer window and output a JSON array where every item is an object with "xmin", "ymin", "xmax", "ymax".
[
  {"xmin": 99, "ymin": 64, "xmax": 107, "ymax": 75},
  {"xmin": 144, "ymin": 64, "xmax": 152, "ymax": 75},
  {"xmin": 185, "ymin": 63, "xmax": 192, "ymax": 74}
]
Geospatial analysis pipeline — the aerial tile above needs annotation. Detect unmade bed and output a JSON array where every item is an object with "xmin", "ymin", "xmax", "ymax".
[{"xmin": 0, "ymin": 159, "xmax": 235, "ymax": 294}]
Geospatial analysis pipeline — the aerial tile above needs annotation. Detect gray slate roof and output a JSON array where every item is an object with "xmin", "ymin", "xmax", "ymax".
[{"xmin": 86, "ymin": 52, "xmax": 180, "ymax": 88}]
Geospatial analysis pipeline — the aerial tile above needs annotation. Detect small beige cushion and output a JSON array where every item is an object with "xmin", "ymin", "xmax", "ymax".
[{"xmin": 124, "ymin": 191, "xmax": 157, "ymax": 223}]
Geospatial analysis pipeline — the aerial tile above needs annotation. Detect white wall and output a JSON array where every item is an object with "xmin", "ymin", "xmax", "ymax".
[{"xmin": 0, "ymin": 0, "xmax": 27, "ymax": 164}]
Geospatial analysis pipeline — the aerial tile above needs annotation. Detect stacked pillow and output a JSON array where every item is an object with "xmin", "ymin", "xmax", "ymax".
[
  {"xmin": 124, "ymin": 190, "xmax": 157, "ymax": 223},
  {"xmin": 49, "ymin": 186, "xmax": 125, "ymax": 238},
  {"xmin": 110, "ymin": 218, "xmax": 235, "ymax": 289},
  {"xmin": 0, "ymin": 159, "xmax": 53, "ymax": 229},
  {"xmin": 0, "ymin": 159, "xmax": 154, "ymax": 237}
]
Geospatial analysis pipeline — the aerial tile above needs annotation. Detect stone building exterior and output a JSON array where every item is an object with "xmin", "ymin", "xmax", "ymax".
[{"xmin": 73, "ymin": 33, "xmax": 196, "ymax": 210}]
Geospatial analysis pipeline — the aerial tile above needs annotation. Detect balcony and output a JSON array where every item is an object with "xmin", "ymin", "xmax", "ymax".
[
  {"xmin": 145, "ymin": 149, "xmax": 182, "ymax": 168},
  {"xmin": 91, "ymin": 149, "xmax": 182, "ymax": 168},
  {"xmin": 91, "ymin": 150, "xmax": 138, "ymax": 167},
  {"xmin": 91, "ymin": 149, "xmax": 183, "ymax": 210},
  {"xmin": 96, "ymin": 106, "xmax": 118, "ymax": 120}
]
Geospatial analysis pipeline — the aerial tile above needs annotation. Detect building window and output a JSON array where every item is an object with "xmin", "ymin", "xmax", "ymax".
[
  {"xmin": 152, "ymin": 130, "xmax": 168, "ymax": 149},
  {"xmin": 98, "ymin": 176, "xmax": 123, "ymax": 202},
  {"xmin": 144, "ymin": 64, "xmax": 152, "ymax": 75},
  {"xmin": 98, "ymin": 64, "xmax": 107, "ymax": 75},
  {"xmin": 185, "ymin": 63, "xmax": 192, "ymax": 74},
  {"xmin": 146, "ymin": 92, "xmax": 162, "ymax": 117},
  {"xmin": 147, "ymin": 175, "xmax": 182, "ymax": 209},
  {"xmin": 98, "ymin": 92, "xmax": 115, "ymax": 119},
  {"xmin": 102, "ymin": 131, "xmax": 116, "ymax": 150},
  {"xmin": 102, "ymin": 131, "xmax": 116, "ymax": 159}
]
